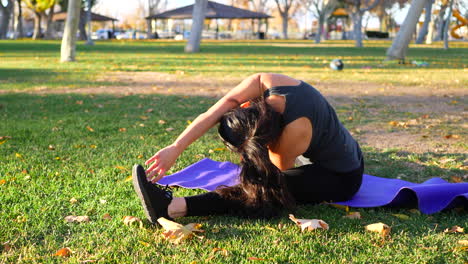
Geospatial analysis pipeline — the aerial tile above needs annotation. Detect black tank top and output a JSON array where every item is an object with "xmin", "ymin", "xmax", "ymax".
[{"xmin": 264, "ymin": 81, "xmax": 362, "ymax": 173}]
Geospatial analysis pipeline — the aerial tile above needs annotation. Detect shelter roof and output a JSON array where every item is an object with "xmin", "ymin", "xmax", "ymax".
[
  {"xmin": 146, "ymin": 1, "xmax": 271, "ymax": 20},
  {"xmin": 53, "ymin": 11, "xmax": 118, "ymax": 22}
]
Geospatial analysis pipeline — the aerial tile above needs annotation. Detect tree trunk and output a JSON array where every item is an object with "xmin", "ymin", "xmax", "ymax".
[
  {"xmin": 386, "ymin": 0, "xmax": 426, "ymax": 60},
  {"xmin": 78, "ymin": 9, "xmax": 87, "ymax": 40},
  {"xmin": 426, "ymin": 16, "xmax": 435, "ymax": 44},
  {"xmin": 443, "ymin": 0, "xmax": 453, "ymax": 50},
  {"xmin": 281, "ymin": 12, "xmax": 288, "ymax": 39},
  {"xmin": 415, "ymin": 0, "xmax": 432, "ymax": 44},
  {"xmin": 434, "ymin": 4, "xmax": 447, "ymax": 41},
  {"xmin": 352, "ymin": 12, "xmax": 363, "ymax": 47},
  {"xmin": 0, "ymin": 0, "xmax": 14, "ymax": 39},
  {"xmin": 61, "ymin": 0, "xmax": 80, "ymax": 62},
  {"xmin": 147, "ymin": 19, "xmax": 153, "ymax": 38},
  {"xmin": 315, "ymin": 16, "xmax": 324, "ymax": 43},
  {"xmin": 14, "ymin": 0, "xmax": 23, "ymax": 38},
  {"xmin": 32, "ymin": 11, "xmax": 42, "ymax": 39},
  {"xmin": 185, "ymin": 0, "xmax": 208, "ymax": 53},
  {"xmin": 44, "ymin": 6, "xmax": 55, "ymax": 39}
]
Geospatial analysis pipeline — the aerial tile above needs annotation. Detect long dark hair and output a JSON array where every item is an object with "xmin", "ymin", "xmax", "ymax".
[{"xmin": 217, "ymin": 98, "xmax": 295, "ymax": 218}]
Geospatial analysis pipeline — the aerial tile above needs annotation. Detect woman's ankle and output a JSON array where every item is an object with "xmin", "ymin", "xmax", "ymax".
[{"xmin": 168, "ymin": 197, "xmax": 187, "ymax": 218}]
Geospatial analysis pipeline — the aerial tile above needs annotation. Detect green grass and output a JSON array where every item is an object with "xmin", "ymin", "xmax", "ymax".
[
  {"xmin": 1, "ymin": 40, "xmax": 467, "ymax": 263},
  {"xmin": 0, "ymin": 39, "xmax": 467, "ymax": 91}
]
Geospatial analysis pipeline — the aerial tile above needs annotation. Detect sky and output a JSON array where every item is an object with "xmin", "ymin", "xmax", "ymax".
[{"xmin": 93, "ymin": 0, "xmax": 409, "ymax": 30}]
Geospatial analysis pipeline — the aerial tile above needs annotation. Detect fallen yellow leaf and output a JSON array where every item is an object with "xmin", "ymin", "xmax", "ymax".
[
  {"xmin": 64, "ymin": 215, "xmax": 90, "ymax": 223},
  {"xmin": 54, "ymin": 247, "xmax": 71, "ymax": 257},
  {"xmin": 15, "ymin": 153, "xmax": 23, "ymax": 159},
  {"xmin": 48, "ymin": 145, "xmax": 55, "ymax": 150},
  {"xmin": 86, "ymin": 126, "xmax": 95, "ymax": 132},
  {"xmin": 327, "ymin": 203, "xmax": 349, "ymax": 212},
  {"xmin": 444, "ymin": 226, "xmax": 464, "ymax": 234},
  {"xmin": 392, "ymin": 213, "xmax": 410, "ymax": 220},
  {"xmin": 102, "ymin": 213, "xmax": 112, "ymax": 220},
  {"xmin": 444, "ymin": 134, "xmax": 460, "ymax": 139},
  {"xmin": 365, "ymin": 222, "xmax": 391, "ymax": 237},
  {"xmin": 123, "ymin": 216, "xmax": 143, "ymax": 228},
  {"xmin": 138, "ymin": 241, "xmax": 150, "ymax": 247},
  {"xmin": 458, "ymin": 240, "xmax": 468, "ymax": 246},
  {"xmin": 212, "ymin": 247, "xmax": 229, "ymax": 256},
  {"xmin": 158, "ymin": 120, "xmax": 166, "ymax": 124},
  {"xmin": 157, "ymin": 217, "xmax": 204, "ymax": 244},
  {"xmin": 69, "ymin": 197, "xmax": 78, "ymax": 204},
  {"xmin": 115, "ymin": 165, "xmax": 128, "ymax": 172},
  {"xmin": 119, "ymin": 127, "xmax": 127, "ymax": 132},
  {"xmin": 0, "ymin": 179, "xmax": 6, "ymax": 185},
  {"xmin": 289, "ymin": 214, "xmax": 329, "ymax": 232},
  {"xmin": 124, "ymin": 175, "xmax": 132, "ymax": 182}
]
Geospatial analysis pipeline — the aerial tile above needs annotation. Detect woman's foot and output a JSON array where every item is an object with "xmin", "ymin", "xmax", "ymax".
[{"xmin": 132, "ymin": 164, "xmax": 173, "ymax": 224}]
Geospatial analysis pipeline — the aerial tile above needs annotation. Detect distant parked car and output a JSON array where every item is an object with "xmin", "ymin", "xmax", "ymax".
[
  {"xmin": 116, "ymin": 30, "xmax": 147, "ymax": 40},
  {"xmin": 92, "ymin": 29, "xmax": 113, "ymax": 40}
]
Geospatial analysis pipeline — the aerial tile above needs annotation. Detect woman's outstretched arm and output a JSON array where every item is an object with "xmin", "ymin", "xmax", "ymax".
[{"xmin": 145, "ymin": 73, "xmax": 269, "ymax": 182}]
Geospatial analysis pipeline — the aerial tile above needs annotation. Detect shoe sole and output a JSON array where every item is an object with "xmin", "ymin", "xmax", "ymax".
[{"xmin": 132, "ymin": 165, "xmax": 158, "ymax": 224}]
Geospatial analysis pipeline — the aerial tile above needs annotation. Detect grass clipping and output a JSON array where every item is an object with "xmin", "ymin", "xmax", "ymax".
[{"xmin": 157, "ymin": 217, "xmax": 204, "ymax": 244}]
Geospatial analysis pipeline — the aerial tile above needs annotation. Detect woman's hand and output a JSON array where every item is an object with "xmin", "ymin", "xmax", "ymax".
[{"xmin": 145, "ymin": 144, "xmax": 181, "ymax": 183}]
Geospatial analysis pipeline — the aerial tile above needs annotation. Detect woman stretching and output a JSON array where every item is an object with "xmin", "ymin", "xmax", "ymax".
[{"xmin": 132, "ymin": 73, "xmax": 364, "ymax": 222}]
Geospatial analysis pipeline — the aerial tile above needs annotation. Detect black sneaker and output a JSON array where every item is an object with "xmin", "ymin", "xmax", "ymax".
[{"xmin": 132, "ymin": 164, "xmax": 173, "ymax": 224}]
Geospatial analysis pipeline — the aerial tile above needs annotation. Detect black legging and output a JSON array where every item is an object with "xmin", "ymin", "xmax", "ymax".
[{"xmin": 184, "ymin": 160, "xmax": 364, "ymax": 218}]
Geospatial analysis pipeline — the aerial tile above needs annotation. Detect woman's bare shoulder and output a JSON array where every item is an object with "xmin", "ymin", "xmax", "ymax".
[{"xmin": 259, "ymin": 73, "xmax": 301, "ymax": 89}]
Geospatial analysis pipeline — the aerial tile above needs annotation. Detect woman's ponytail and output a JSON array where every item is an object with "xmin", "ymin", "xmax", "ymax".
[{"xmin": 217, "ymin": 98, "xmax": 295, "ymax": 217}]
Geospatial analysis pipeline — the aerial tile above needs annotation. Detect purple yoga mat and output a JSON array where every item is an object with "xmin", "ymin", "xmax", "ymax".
[{"xmin": 158, "ymin": 158, "xmax": 468, "ymax": 214}]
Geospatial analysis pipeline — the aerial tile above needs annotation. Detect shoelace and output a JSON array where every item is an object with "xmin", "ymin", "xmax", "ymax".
[{"xmin": 161, "ymin": 184, "xmax": 173, "ymax": 200}]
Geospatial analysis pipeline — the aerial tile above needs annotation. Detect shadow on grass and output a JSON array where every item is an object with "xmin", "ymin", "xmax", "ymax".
[{"xmin": 0, "ymin": 40, "xmax": 466, "ymax": 70}]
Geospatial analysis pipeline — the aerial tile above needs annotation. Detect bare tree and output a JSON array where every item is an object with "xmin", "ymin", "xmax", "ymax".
[
  {"xmin": 14, "ymin": 0, "xmax": 24, "ymax": 38},
  {"xmin": 185, "ymin": 0, "xmax": 208, "ymax": 53},
  {"xmin": 274, "ymin": 0, "xmax": 295, "ymax": 39},
  {"xmin": 0, "ymin": 0, "xmax": 14, "ymax": 39},
  {"xmin": 344, "ymin": 0, "xmax": 381, "ymax": 47},
  {"xmin": 61, "ymin": 0, "xmax": 80, "ymax": 62},
  {"xmin": 44, "ymin": 4, "xmax": 55, "ymax": 39},
  {"xmin": 301, "ymin": 0, "xmax": 337, "ymax": 43},
  {"xmin": 386, "ymin": 0, "xmax": 426, "ymax": 61},
  {"xmin": 415, "ymin": 0, "xmax": 433, "ymax": 43},
  {"xmin": 146, "ymin": 0, "xmax": 167, "ymax": 38},
  {"xmin": 442, "ymin": 0, "xmax": 453, "ymax": 49},
  {"xmin": 249, "ymin": 0, "xmax": 270, "ymax": 32}
]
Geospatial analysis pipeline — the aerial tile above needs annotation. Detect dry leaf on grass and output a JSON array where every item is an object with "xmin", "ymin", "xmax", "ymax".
[
  {"xmin": 248, "ymin": 257, "xmax": 267, "ymax": 261},
  {"xmin": 54, "ymin": 247, "xmax": 71, "ymax": 257},
  {"xmin": 343, "ymin": 212, "xmax": 362, "ymax": 219},
  {"xmin": 3, "ymin": 242, "xmax": 12, "ymax": 252},
  {"xmin": 458, "ymin": 240, "xmax": 468, "ymax": 246},
  {"xmin": 157, "ymin": 217, "xmax": 204, "ymax": 244},
  {"xmin": 365, "ymin": 223, "xmax": 391, "ymax": 237},
  {"xmin": 392, "ymin": 214, "xmax": 410, "ymax": 220},
  {"xmin": 86, "ymin": 126, "xmax": 94, "ymax": 132},
  {"xmin": 69, "ymin": 197, "xmax": 78, "ymax": 204},
  {"xmin": 64, "ymin": 215, "xmax": 90, "ymax": 223},
  {"xmin": 289, "ymin": 214, "xmax": 329, "ymax": 232},
  {"xmin": 158, "ymin": 120, "xmax": 166, "ymax": 124},
  {"xmin": 444, "ymin": 134, "xmax": 460, "ymax": 139},
  {"xmin": 123, "ymin": 216, "xmax": 143, "ymax": 228},
  {"xmin": 444, "ymin": 226, "xmax": 464, "ymax": 234},
  {"xmin": 145, "ymin": 108, "xmax": 154, "ymax": 113},
  {"xmin": 102, "ymin": 213, "xmax": 112, "ymax": 220},
  {"xmin": 165, "ymin": 127, "xmax": 174, "ymax": 132},
  {"xmin": 212, "ymin": 247, "xmax": 229, "ymax": 256}
]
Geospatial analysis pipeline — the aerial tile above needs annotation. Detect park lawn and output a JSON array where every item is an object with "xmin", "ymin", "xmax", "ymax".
[
  {"xmin": 1, "ymin": 92, "xmax": 467, "ymax": 263},
  {"xmin": 1, "ymin": 40, "xmax": 467, "ymax": 263},
  {"xmin": 0, "ymin": 40, "xmax": 467, "ymax": 91}
]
